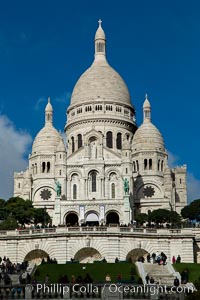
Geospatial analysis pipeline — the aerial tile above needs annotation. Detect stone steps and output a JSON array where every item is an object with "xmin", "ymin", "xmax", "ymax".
[{"xmin": 143, "ymin": 263, "xmax": 176, "ymax": 286}]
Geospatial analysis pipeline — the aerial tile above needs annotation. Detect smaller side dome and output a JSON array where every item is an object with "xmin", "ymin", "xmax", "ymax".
[
  {"xmin": 133, "ymin": 95, "xmax": 165, "ymax": 152},
  {"xmin": 56, "ymin": 136, "xmax": 66, "ymax": 152},
  {"xmin": 31, "ymin": 98, "xmax": 61, "ymax": 154},
  {"xmin": 133, "ymin": 122, "xmax": 165, "ymax": 151}
]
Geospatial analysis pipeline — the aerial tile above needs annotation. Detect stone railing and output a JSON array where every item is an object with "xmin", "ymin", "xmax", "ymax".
[
  {"xmin": 0, "ymin": 227, "xmax": 195, "ymax": 238},
  {"xmin": 0, "ymin": 283, "xmax": 186, "ymax": 299}
]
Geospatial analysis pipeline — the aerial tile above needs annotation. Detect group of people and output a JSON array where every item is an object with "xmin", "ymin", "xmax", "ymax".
[
  {"xmin": 43, "ymin": 273, "xmax": 94, "ymax": 284},
  {"xmin": 41, "ymin": 256, "xmax": 57, "ymax": 264},
  {"xmin": 0, "ymin": 256, "xmax": 30, "ymax": 286},
  {"xmin": 145, "ymin": 274, "xmax": 159, "ymax": 285},
  {"xmin": 172, "ymin": 255, "xmax": 181, "ymax": 264},
  {"xmin": 0, "ymin": 256, "xmax": 28, "ymax": 275},
  {"xmin": 137, "ymin": 251, "xmax": 167, "ymax": 265}
]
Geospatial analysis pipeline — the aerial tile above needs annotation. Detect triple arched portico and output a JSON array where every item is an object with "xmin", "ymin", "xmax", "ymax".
[{"xmin": 64, "ymin": 210, "xmax": 120, "ymax": 226}]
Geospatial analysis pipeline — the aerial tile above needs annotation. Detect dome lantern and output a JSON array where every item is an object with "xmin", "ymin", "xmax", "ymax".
[
  {"xmin": 143, "ymin": 94, "xmax": 151, "ymax": 123},
  {"xmin": 45, "ymin": 97, "xmax": 53, "ymax": 126},
  {"xmin": 94, "ymin": 19, "xmax": 106, "ymax": 61}
]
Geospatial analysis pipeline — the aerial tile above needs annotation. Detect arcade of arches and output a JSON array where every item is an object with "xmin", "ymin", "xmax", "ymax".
[{"xmin": 65, "ymin": 211, "xmax": 120, "ymax": 226}]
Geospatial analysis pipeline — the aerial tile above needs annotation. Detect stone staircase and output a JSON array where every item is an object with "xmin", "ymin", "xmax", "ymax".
[{"xmin": 143, "ymin": 263, "xmax": 176, "ymax": 286}]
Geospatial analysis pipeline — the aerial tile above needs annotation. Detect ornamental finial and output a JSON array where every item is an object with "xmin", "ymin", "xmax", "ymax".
[{"xmin": 98, "ymin": 19, "xmax": 102, "ymax": 27}]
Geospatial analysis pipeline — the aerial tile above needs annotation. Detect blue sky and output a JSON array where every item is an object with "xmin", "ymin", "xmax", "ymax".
[{"xmin": 0, "ymin": 0, "xmax": 200, "ymax": 201}]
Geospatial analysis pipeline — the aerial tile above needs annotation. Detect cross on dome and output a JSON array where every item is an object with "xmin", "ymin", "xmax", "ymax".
[{"xmin": 98, "ymin": 19, "xmax": 102, "ymax": 27}]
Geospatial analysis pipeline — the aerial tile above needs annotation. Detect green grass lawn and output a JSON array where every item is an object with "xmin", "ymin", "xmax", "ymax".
[
  {"xmin": 34, "ymin": 262, "xmax": 138, "ymax": 284},
  {"xmin": 174, "ymin": 263, "xmax": 200, "ymax": 283}
]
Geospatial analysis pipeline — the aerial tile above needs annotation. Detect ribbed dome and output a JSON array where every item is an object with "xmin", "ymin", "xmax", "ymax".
[
  {"xmin": 133, "ymin": 122, "xmax": 165, "ymax": 151},
  {"xmin": 70, "ymin": 21, "xmax": 131, "ymax": 107},
  {"xmin": 71, "ymin": 60, "xmax": 131, "ymax": 106},
  {"xmin": 32, "ymin": 125, "xmax": 61, "ymax": 154}
]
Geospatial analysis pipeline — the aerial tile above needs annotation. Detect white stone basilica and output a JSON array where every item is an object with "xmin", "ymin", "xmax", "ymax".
[{"xmin": 14, "ymin": 21, "xmax": 187, "ymax": 226}]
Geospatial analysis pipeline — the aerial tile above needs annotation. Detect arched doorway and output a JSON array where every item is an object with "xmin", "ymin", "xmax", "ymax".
[
  {"xmin": 24, "ymin": 249, "xmax": 49, "ymax": 265},
  {"xmin": 126, "ymin": 248, "xmax": 148, "ymax": 263},
  {"xmin": 106, "ymin": 211, "xmax": 119, "ymax": 225},
  {"xmin": 66, "ymin": 212, "xmax": 78, "ymax": 226},
  {"xmin": 85, "ymin": 212, "xmax": 99, "ymax": 226},
  {"xmin": 74, "ymin": 247, "xmax": 102, "ymax": 263}
]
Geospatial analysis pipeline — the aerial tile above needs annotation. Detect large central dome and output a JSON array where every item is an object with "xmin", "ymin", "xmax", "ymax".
[{"xmin": 70, "ymin": 21, "xmax": 131, "ymax": 107}]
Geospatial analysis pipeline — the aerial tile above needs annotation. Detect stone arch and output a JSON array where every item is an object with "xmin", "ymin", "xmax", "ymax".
[
  {"xmin": 65, "ymin": 211, "xmax": 79, "ymax": 226},
  {"xmin": 106, "ymin": 211, "xmax": 120, "ymax": 225},
  {"xmin": 33, "ymin": 185, "xmax": 55, "ymax": 203},
  {"xmin": 105, "ymin": 167, "xmax": 120, "ymax": 179},
  {"xmin": 24, "ymin": 249, "xmax": 49, "ymax": 265},
  {"xmin": 85, "ymin": 130, "xmax": 103, "ymax": 144},
  {"xmin": 33, "ymin": 184, "xmax": 55, "ymax": 198},
  {"xmin": 136, "ymin": 182, "xmax": 164, "ymax": 199},
  {"xmin": 74, "ymin": 247, "xmax": 102, "ymax": 263},
  {"xmin": 85, "ymin": 211, "xmax": 99, "ymax": 226},
  {"xmin": 19, "ymin": 239, "xmax": 54, "ymax": 265},
  {"xmin": 126, "ymin": 248, "xmax": 148, "ymax": 263},
  {"xmin": 68, "ymin": 169, "xmax": 82, "ymax": 180}
]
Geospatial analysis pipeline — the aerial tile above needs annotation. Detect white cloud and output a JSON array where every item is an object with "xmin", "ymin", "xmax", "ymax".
[
  {"xmin": 187, "ymin": 173, "xmax": 200, "ymax": 203},
  {"xmin": 55, "ymin": 92, "xmax": 71, "ymax": 104},
  {"xmin": 167, "ymin": 151, "xmax": 179, "ymax": 168},
  {"xmin": 0, "ymin": 115, "xmax": 32, "ymax": 200},
  {"xmin": 34, "ymin": 97, "xmax": 46, "ymax": 110}
]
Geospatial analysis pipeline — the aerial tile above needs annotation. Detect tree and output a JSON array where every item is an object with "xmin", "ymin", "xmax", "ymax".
[
  {"xmin": 6, "ymin": 197, "xmax": 35, "ymax": 225},
  {"xmin": 134, "ymin": 213, "xmax": 148, "ymax": 225},
  {"xmin": 0, "ymin": 217, "xmax": 18, "ymax": 230},
  {"xmin": 0, "ymin": 199, "xmax": 7, "ymax": 221},
  {"xmin": 149, "ymin": 209, "xmax": 181, "ymax": 225},
  {"xmin": 34, "ymin": 208, "xmax": 51, "ymax": 226},
  {"xmin": 181, "ymin": 199, "xmax": 200, "ymax": 221},
  {"xmin": 2, "ymin": 197, "xmax": 51, "ymax": 228}
]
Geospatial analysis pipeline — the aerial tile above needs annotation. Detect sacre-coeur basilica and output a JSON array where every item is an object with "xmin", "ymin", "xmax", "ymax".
[{"xmin": 13, "ymin": 21, "xmax": 187, "ymax": 227}]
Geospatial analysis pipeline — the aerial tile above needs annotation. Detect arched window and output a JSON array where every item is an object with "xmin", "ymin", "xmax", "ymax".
[
  {"xmin": 97, "ymin": 42, "xmax": 104, "ymax": 52},
  {"xmin": 161, "ymin": 160, "xmax": 164, "ymax": 171},
  {"xmin": 18, "ymin": 183, "xmax": 20, "ymax": 188},
  {"xmin": 136, "ymin": 160, "xmax": 139, "ymax": 171},
  {"xmin": 78, "ymin": 134, "xmax": 82, "ymax": 149},
  {"xmin": 59, "ymin": 170, "xmax": 62, "ymax": 176},
  {"xmin": 91, "ymin": 171, "xmax": 97, "ymax": 192},
  {"xmin": 149, "ymin": 159, "xmax": 152, "ymax": 170},
  {"xmin": 144, "ymin": 159, "xmax": 148, "ymax": 170},
  {"xmin": 73, "ymin": 184, "xmax": 77, "ymax": 200},
  {"xmin": 116, "ymin": 132, "xmax": 122, "ymax": 149},
  {"xmin": 158, "ymin": 159, "xmax": 160, "ymax": 171},
  {"xmin": 106, "ymin": 131, "xmax": 113, "ymax": 148},
  {"xmin": 35, "ymin": 163, "xmax": 37, "ymax": 174},
  {"xmin": 47, "ymin": 162, "xmax": 50, "ymax": 173},
  {"xmin": 71, "ymin": 136, "xmax": 75, "ymax": 153},
  {"xmin": 42, "ymin": 162, "xmax": 46, "ymax": 173},
  {"xmin": 111, "ymin": 183, "xmax": 115, "ymax": 199},
  {"xmin": 133, "ymin": 161, "xmax": 136, "ymax": 172}
]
